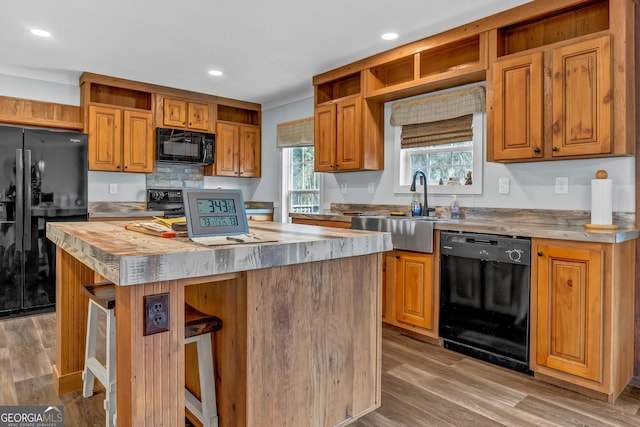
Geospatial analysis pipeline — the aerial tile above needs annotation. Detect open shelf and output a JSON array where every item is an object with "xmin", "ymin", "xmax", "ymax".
[
  {"xmin": 368, "ymin": 56, "xmax": 415, "ymax": 91},
  {"xmin": 497, "ymin": 0, "xmax": 609, "ymax": 56},
  {"xmin": 420, "ymin": 36, "xmax": 481, "ymax": 79},
  {"xmin": 217, "ymin": 104, "xmax": 260, "ymax": 126},
  {"xmin": 316, "ymin": 73, "xmax": 361, "ymax": 105},
  {"xmin": 89, "ymin": 83, "xmax": 152, "ymax": 110}
]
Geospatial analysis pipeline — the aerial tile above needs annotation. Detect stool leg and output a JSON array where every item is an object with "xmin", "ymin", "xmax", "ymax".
[
  {"xmin": 105, "ymin": 308, "xmax": 117, "ymax": 427},
  {"xmin": 185, "ymin": 335, "xmax": 218, "ymax": 427},
  {"xmin": 82, "ymin": 300, "xmax": 99, "ymax": 398}
]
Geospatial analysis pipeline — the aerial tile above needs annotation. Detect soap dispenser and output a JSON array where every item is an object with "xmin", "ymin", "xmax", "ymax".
[
  {"xmin": 411, "ymin": 193, "xmax": 422, "ymax": 216},
  {"xmin": 450, "ymin": 195, "xmax": 460, "ymax": 219}
]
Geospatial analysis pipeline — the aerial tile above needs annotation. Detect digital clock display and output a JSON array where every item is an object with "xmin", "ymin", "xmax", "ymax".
[
  {"xmin": 200, "ymin": 215, "xmax": 239, "ymax": 227},
  {"xmin": 197, "ymin": 198, "xmax": 236, "ymax": 214},
  {"xmin": 183, "ymin": 189, "xmax": 249, "ymax": 237}
]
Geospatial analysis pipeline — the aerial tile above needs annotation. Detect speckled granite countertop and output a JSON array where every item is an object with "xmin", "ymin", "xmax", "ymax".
[
  {"xmin": 290, "ymin": 206, "xmax": 638, "ymax": 244},
  {"xmin": 46, "ymin": 221, "xmax": 391, "ymax": 285}
]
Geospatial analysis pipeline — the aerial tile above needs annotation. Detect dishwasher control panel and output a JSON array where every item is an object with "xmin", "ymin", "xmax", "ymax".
[{"xmin": 440, "ymin": 231, "xmax": 531, "ymax": 264}]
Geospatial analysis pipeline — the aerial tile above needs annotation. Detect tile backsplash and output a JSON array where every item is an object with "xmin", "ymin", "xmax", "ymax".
[{"xmin": 146, "ymin": 163, "xmax": 204, "ymax": 189}]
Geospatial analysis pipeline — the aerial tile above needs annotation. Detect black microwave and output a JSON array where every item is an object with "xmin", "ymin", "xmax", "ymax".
[{"xmin": 156, "ymin": 128, "xmax": 215, "ymax": 165}]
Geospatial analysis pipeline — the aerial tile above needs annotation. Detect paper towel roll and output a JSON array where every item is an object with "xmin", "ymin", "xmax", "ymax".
[{"xmin": 591, "ymin": 179, "xmax": 612, "ymax": 225}]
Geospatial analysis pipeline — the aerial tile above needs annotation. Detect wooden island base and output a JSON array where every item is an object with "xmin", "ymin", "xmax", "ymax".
[{"xmin": 53, "ymin": 247, "xmax": 383, "ymax": 427}]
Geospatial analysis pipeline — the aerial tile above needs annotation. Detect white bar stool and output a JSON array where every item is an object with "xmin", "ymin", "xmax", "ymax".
[
  {"xmin": 81, "ymin": 282, "xmax": 117, "ymax": 427},
  {"xmin": 185, "ymin": 303, "xmax": 222, "ymax": 427}
]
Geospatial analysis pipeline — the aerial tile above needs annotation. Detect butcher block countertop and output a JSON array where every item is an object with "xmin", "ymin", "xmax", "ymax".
[
  {"xmin": 46, "ymin": 220, "xmax": 392, "ymax": 286},
  {"xmin": 48, "ymin": 219, "xmax": 390, "ymax": 427}
]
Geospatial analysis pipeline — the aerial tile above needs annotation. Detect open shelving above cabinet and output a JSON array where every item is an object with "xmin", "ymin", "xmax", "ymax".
[
  {"xmin": 364, "ymin": 34, "xmax": 487, "ymax": 102},
  {"xmin": 88, "ymin": 83, "xmax": 153, "ymax": 111},
  {"xmin": 316, "ymin": 73, "xmax": 361, "ymax": 105},
  {"xmin": 217, "ymin": 104, "xmax": 260, "ymax": 126},
  {"xmin": 496, "ymin": 0, "xmax": 609, "ymax": 57}
]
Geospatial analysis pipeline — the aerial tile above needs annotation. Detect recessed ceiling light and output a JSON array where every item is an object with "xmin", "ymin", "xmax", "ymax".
[
  {"xmin": 381, "ymin": 33, "xmax": 398, "ymax": 41},
  {"xmin": 30, "ymin": 29, "xmax": 52, "ymax": 38},
  {"xmin": 208, "ymin": 70, "xmax": 223, "ymax": 76}
]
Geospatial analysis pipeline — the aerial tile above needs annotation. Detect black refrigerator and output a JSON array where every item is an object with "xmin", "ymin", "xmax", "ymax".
[{"xmin": 0, "ymin": 125, "xmax": 88, "ymax": 317}]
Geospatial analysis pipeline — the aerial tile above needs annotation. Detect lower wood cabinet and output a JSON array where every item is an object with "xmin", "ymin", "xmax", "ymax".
[
  {"xmin": 384, "ymin": 249, "xmax": 438, "ymax": 339},
  {"xmin": 531, "ymin": 238, "xmax": 635, "ymax": 402}
]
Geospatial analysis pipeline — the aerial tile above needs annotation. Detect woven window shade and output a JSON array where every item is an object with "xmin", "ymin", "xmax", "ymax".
[
  {"xmin": 276, "ymin": 117, "xmax": 314, "ymax": 148},
  {"xmin": 400, "ymin": 115, "xmax": 473, "ymax": 148},
  {"xmin": 391, "ymin": 86, "xmax": 485, "ymax": 148}
]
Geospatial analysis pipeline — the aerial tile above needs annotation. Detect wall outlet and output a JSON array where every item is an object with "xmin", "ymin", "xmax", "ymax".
[
  {"xmin": 143, "ymin": 293, "xmax": 170, "ymax": 335},
  {"xmin": 340, "ymin": 183, "xmax": 348, "ymax": 194},
  {"xmin": 368, "ymin": 183, "xmax": 375, "ymax": 194},
  {"xmin": 109, "ymin": 183, "xmax": 117, "ymax": 194},
  {"xmin": 498, "ymin": 178, "xmax": 510, "ymax": 194},
  {"xmin": 555, "ymin": 177, "xmax": 569, "ymax": 194}
]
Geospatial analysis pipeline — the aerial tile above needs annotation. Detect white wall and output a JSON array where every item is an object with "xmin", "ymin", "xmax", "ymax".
[
  {"xmin": 265, "ymin": 96, "xmax": 635, "ymax": 214},
  {"xmin": 3, "ymin": 73, "xmax": 635, "ymax": 214}
]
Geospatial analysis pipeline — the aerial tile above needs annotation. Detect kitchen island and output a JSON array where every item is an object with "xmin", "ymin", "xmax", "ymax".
[{"xmin": 46, "ymin": 221, "xmax": 392, "ymax": 427}]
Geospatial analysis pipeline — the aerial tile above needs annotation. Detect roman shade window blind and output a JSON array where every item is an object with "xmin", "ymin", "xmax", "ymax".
[
  {"xmin": 276, "ymin": 117, "xmax": 314, "ymax": 148},
  {"xmin": 390, "ymin": 86, "xmax": 485, "ymax": 148}
]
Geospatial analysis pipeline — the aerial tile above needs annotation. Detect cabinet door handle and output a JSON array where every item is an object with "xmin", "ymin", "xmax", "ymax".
[
  {"xmin": 552, "ymin": 146, "xmax": 559, "ymax": 152},
  {"xmin": 116, "ymin": 165, "xmax": 121, "ymax": 169},
  {"xmin": 533, "ymin": 147, "xmax": 541, "ymax": 154},
  {"xmin": 537, "ymin": 251, "xmax": 543, "ymax": 256}
]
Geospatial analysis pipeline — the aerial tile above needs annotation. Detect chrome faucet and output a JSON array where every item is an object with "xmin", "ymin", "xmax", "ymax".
[{"xmin": 410, "ymin": 169, "xmax": 434, "ymax": 216}]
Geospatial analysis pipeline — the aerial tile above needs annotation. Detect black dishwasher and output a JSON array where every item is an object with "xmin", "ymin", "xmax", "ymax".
[{"xmin": 439, "ymin": 231, "xmax": 532, "ymax": 374}]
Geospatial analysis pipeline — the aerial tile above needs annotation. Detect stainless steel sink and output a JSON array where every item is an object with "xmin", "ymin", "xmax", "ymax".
[{"xmin": 350, "ymin": 215, "xmax": 440, "ymax": 253}]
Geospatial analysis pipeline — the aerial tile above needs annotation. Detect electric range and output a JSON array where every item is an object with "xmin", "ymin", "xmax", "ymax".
[{"xmin": 146, "ymin": 188, "xmax": 184, "ymax": 218}]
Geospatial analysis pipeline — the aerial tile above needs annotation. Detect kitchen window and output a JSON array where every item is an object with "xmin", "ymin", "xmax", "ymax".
[
  {"xmin": 277, "ymin": 117, "xmax": 322, "ymax": 221},
  {"xmin": 391, "ymin": 85, "xmax": 485, "ymax": 195},
  {"xmin": 283, "ymin": 146, "xmax": 321, "ymax": 215},
  {"xmin": 394, "ymin": 113, "xmax": 483, "ymax": 195}
]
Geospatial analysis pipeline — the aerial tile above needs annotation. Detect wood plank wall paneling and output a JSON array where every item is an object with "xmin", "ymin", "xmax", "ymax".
[
  {"xmin": 245, "ymin": 254, "xmax": 381, "ymax": 427},
  {"xmin": 115, "ymin": 281, "xmax": 184, "ymax": 427}
]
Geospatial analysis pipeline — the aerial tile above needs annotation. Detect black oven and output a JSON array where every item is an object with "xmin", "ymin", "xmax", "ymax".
[
  {"xmin": 439, "ymin": 231, "xmax": 532, "ymax": 374},
  {"xmin": 156, "ymin": 128, "xmax": 215, "ymax": 165}
]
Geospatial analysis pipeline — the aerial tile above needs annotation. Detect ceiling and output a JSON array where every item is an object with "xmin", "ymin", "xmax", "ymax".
[{"xmin": 0, "ymin": 0, "xmax": 531, "ymax": 109}]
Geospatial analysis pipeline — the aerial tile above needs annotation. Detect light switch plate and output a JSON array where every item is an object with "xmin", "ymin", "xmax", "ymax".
[
  {"xmin": 109, "ymin": 183, "xmax": 117, "ymax": 194},
  {"xmin": 498, "ymin": 178, "xmax": 510, "ymax": 194}
]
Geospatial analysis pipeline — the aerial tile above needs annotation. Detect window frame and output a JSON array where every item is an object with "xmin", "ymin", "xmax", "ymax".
[
  {"xmin": 281, "ymin": 146, "xmax": 323, "ymax": 222},
  {"xmin": 393, "ymin": 112, "xmax": 484, "ymax": 195}
]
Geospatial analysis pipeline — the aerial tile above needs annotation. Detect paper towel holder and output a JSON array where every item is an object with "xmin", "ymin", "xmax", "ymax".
[{"xmin": 584, "ymin": 169, "xmax": 618, "ymax": 230}]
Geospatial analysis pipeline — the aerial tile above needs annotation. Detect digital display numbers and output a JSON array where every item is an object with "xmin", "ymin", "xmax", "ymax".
[
  {"xmin": 184, "ymin": 189, "xmax": 248, "ymax": 237},
  {"xmin": 200, "ymin": 216, "xmax": 239, "ymax": 227},
  {"xmin": 197, "ymin": 198, "xmax": 236, "ymax": 214}
]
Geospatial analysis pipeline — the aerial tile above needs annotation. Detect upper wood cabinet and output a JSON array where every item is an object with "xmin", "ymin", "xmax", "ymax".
[
  {"xmin": 551, "ymin": 37, "xmax": 611, "ymax": 157},
  {"xmin": 162, "ymin": 98, "xmax": 210, "ymax": 131},
  {"xmin": 87, "ymin": 105, "xmax": 154, "ymax": 173},
  {"xmin": 531, "ymin": 238, "xmax": 635, "ymax": 402},
  {"xmin": 490, "ymin": 53, "xmax": 544, "ymax": 161},
  {"xmin": 487, "ymin": 0, "xmax": 634, "ymax": 162},
  {"xmin": 215, "ymin": 122, "xmax": 261, "ymax": 177},
  {"xmin": 81, "ymin": 75, "xmax": 155, "ymax": 173},
  {"xmin": 490, "ymin": 35, "xmax": 612, "ymax": 162},
  {"xmin": 313, "ymin": 72, "xmax": 383, "ymax": 173}
]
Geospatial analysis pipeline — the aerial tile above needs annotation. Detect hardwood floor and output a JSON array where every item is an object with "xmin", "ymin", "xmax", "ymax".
[{"xmin": 1, "ymin": 312, "xmax": 639, "ymax": 426}]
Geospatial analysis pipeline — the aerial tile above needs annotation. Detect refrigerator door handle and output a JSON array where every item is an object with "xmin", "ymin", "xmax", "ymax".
[
  {"xmin": 24, "ymin": 149, "xmax": 32, "ymax": 251},
  {"xmin": 16, "ymin": 149, "xmax": 24, "ymax": 252}
]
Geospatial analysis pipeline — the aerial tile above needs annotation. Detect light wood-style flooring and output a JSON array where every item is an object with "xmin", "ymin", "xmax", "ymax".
[{"xmin": 1, "ymin": 312, "xmax": 639, "ymax": 426}]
